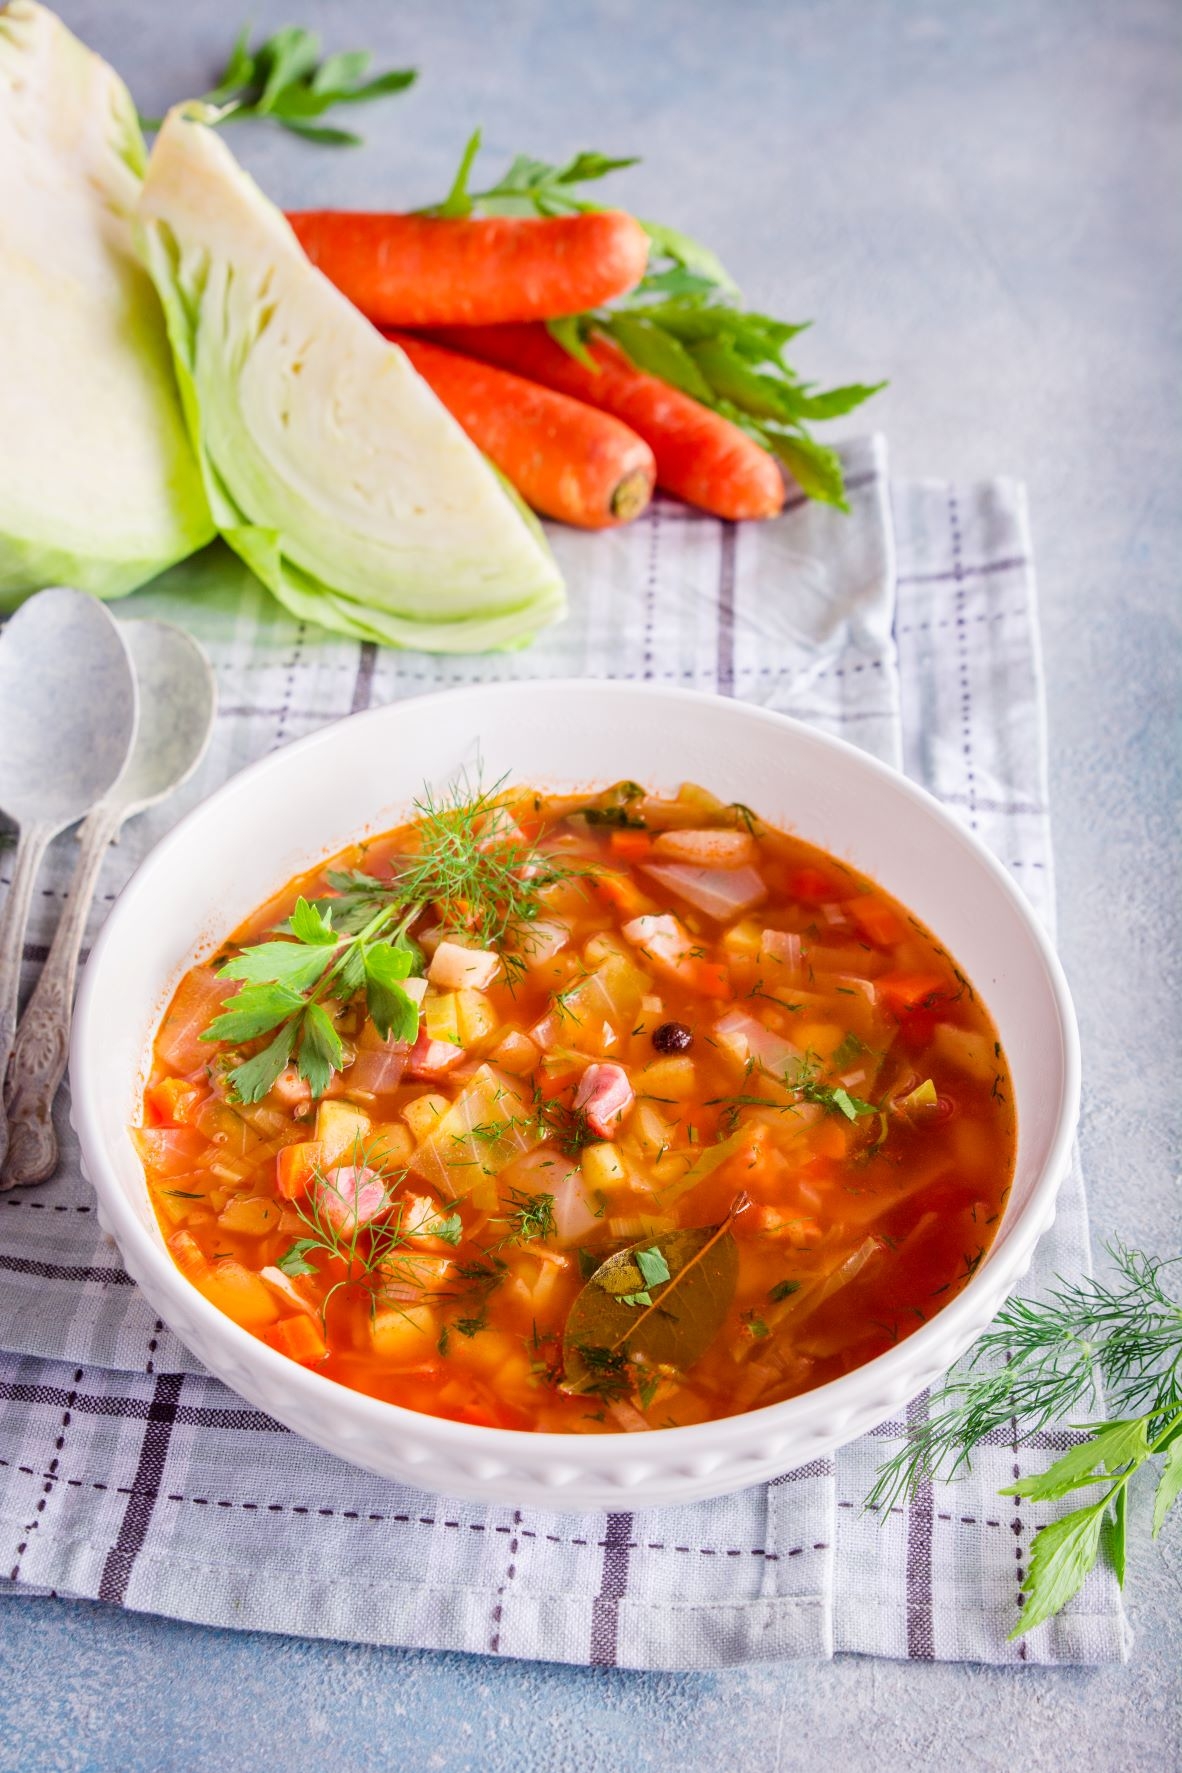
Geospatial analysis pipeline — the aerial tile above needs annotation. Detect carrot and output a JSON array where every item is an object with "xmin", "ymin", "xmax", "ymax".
[
  {"xmin": 428, "ymin": 324, "xmax": 785, "ymax": 521},
  {"xmin": 262, "ymin": 1315, "xmax": 328, "ymax": 1365},
  {"xmin": 287, "ymin": 210, "xmax": 650, "ymax": 327},
  {"xmin": 386, "ymin": 333, "xmax": 654, "ymax": 528},
  {"xmin": 276, "ymin": 1141, "xmax": 323, "ymax": 1202}
]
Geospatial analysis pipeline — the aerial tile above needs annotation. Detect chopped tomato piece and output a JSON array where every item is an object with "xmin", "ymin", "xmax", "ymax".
[
  {"xmin": 275, "ymin": 1140, "xmax": 323, "ymax": 1201},
  {"xmin": 789, "ymin": 866, "xmax": 841, "ymax": 904},
  {"xmin": 878, "ymin": 973, "xmax": 949, "ymax": 1017},
  {"xmin": 262, "ymin": 1314, "xmax": 328, "ymax": 1364}
]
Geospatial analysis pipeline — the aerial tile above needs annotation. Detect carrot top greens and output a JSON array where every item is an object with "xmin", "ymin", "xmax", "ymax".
[{"xmin": 428, "ymin": 131, "xmax": 885, "ymax": 508}]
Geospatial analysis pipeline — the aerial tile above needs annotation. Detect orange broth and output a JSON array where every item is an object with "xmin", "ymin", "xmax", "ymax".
[{"xmin": 135, "ymin": 780, "xmax": 1016, "ymax": 1433}]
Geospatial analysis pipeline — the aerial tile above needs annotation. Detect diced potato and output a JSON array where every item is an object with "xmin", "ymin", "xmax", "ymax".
[
  {"xmin": 401, "ymin": 975, "xmax": 429, "ymax": 1008},
  {"xmin": 722, "ymin": 919, "xmax": 763, "ymax": 961},
  {"xmin": 217, "ymin": 1195, "xmax": 281, "ymax": 1236},
  {"xmin": 456, "ymin": 988, "xmax": 497, "ymax": 1046},
  {"xmin": 638, "ymin": 1055, "xmax": 697, "ymax": 1099},
  {"xmin": 314, "ymin": 1099, "xmax": 371, "ymax": 1165},
  {"xmin": 583, "ymin": 930, "xmax": 632, "ymax": 968},
  {"xmin": 370, "ymin": 1303, "xmax": 438, "ymax": 1362},
  {"xmin": 580, "ymin": 1141, "xmax": 628, "ymax": 1192},
  {"xmin": 491, "ymin": 1030, "xmax": 540, "ymax": 1076},
  {"xmin": 402, "ymin": 1093, "xmax": 452, "ymax": 1143},
  {"xmin": 196, "ymin": 1260, "xmax": 281, "ymax": 1329},
  {"xmin": 446, "ymin": 1328, "xmax": 521, "ymax": 1377},
  {"xmin": 794, "ymin": 1022, "xmax": 846, "ymax": 1060},
  {"xmin": 423, "ymin": 990, "xmax": 461, "ymax": 1047},
  {"xmin": 931, "ymin": 1023, "xmax": 999, "ymax": 1085},
  {"xmin": 368, "ymin": 1121, "xmax": 415, "ymax": 1168},
  {"xmin": 428, "ymin": 941, "xmax": 500, "ymax": 992}
]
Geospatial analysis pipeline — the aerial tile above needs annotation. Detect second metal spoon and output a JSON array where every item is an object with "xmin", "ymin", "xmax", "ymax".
[{"xmin": 2, "ymin": 620, "xmax": 216, "ymax": 1188}]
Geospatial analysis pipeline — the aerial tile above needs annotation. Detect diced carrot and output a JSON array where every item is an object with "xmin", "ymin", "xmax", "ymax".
[
  {"xmin": 847, "ymin": 896, "xmax": 903, "ymax": 946},
  {"xmin": 591, "ymin": 870, "xmax": 653, "ymax": 918},
  {"xmin": 262, "ymin": 1314, "xmax": 328, "ymax": 1364},
  {"xmin": 276, "ymin": 1140, "xmax": 323, "ymax": 1201},
  {"xmin": 609, "ymin": 829, "xmax": 654, "ymax": 861},
  {"xmin": 877, "ymin": 973, "xmax": 949, "ymax": 1018},
  {"xmin": 789, "ymin": 866, "xmax": 841, "ymax": 904},
  {"xmin": 146, "ymin": 1077, "xmax": 203, "ymax": 1127}
]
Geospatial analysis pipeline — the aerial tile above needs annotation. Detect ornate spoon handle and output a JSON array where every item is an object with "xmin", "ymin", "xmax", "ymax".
[
  {"xmin": 0, "ymin": 822, "xmax": 54, "ymax": 1179},
  {"xmin": 2, "ymin": 805, "xmax": 122, "ymax": 1188}
]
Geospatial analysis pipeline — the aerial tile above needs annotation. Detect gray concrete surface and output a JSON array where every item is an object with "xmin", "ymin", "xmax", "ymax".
[{"xmin": 0, "ymin": 1, "xmax": 1179, "ymax": 1768}]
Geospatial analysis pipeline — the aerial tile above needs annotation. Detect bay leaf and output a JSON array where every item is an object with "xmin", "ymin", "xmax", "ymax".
[{"xmin": 563, "ymin": 1214, "xmax": 739, "ymax": 1390}]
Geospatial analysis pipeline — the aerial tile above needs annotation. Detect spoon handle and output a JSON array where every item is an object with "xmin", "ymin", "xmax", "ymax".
[
  {"xmin": 0, "ymin": 822, "xmax": 54, "ymax": 1179},
  {"xmin": 2, "ymin": 805, "xmax": 123, "ymax": 1189}
]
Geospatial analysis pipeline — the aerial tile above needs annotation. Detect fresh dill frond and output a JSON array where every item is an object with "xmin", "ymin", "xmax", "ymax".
[
  {"xmin": 865, "ymin": 1245, "xmax": 1182, "ymax": 1637},
  {"xmin": 868, "ymin": 1245, "xmax": 1182, "ymax": 1514},
  {"xmin": 391, "ymin": 773, "xmax": 592, "ymax": 966}
]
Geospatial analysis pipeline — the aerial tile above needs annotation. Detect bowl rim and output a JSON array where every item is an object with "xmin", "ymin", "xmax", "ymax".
[{"xmin": 71, "ymin": 678, "xmax": 1081, "ymax": 1462}]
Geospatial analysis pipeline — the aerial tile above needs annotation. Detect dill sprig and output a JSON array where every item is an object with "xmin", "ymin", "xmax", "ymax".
[
  {"xmin": 867, "ymin": 1245, "xmax": 1182, "ymax": 1637},
  {"xmin": 277, "ymin": 1137, "xmax": 461, "ymax": 1328},
  {"xmin": 202, "ymin": 774, "xmax": 589, "ymax": 1101},
  {"xmin": 392, "ymin": 775, "xmax": 590, "ymax": 966}
]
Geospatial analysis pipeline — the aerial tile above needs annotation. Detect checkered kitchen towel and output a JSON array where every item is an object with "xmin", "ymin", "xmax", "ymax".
[{"xmin": 0, "ymin": 437, "xmax": 1131, "ymax": 1665}]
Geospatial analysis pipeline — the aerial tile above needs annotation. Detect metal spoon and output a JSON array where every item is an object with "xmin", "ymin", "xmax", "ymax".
[
  {"xmin": 3, "ymin": 620, "xmax": 217, "ymax": 1188},
  {"xmin": 0, "ymin": 589, "xmax": 140, "ymax": 1174}
]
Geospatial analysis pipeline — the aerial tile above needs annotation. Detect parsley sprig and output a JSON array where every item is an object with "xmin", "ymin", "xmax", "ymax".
[
  {"xmin": 868, "ymin": 1246, "xmax": 1182, "ymax": 1637},
  {"xmin": 202, "ymin": 894, "xmax": 419, "ymax": 1103},
  {"xmin": 202, "ymin": 777, "xmax": 587, "ymax": 1103},
  {"xmin": 428, "ymin": 132, "xmax": 884, "ymax": 509},
  {"xmin": 141, "ymin": 24, "xmax": 416, "ymax": 145}
]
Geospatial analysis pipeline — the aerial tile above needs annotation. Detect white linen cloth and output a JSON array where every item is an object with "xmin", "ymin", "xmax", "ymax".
[{"xmin": 0, "ymin": 438, "xmax": 1130, "ymax": 1664}]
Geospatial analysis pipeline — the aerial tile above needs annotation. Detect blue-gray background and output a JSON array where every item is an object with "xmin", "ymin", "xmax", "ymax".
[{"xmin": 2, "ymin": 1, "xmax": 1179, "ymax": 1767}]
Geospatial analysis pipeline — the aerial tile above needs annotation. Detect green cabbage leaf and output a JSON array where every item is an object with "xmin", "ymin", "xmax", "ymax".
[
  {"xmin": 136, "ymin": 108, "xmax": 566, "ymax": 652},
  {"xmin": 0, "ymin": 2, "xmax": 214, "ymax": 608}
]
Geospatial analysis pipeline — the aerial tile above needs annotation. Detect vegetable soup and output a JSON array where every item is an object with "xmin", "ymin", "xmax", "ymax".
[{"xmin": 134, "ymin": 779, "xmax": 1016, "ymax": 1433}]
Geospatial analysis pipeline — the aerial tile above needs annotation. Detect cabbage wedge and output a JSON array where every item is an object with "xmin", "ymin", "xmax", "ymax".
[
  {"xmin": 0, "ymin": 2, "xmax": 213, "ymax": 607},
  {"xmin": 137, "ymin": 110, "xmax": 567, "ymax": 652}
]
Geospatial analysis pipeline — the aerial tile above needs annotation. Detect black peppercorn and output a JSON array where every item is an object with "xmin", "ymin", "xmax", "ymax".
[{"xmin": 652, "ymin": 1020, "xmax": 693, "ymax": 1055}]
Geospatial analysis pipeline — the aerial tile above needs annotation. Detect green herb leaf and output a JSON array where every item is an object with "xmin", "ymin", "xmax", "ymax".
[
  {"xmin": 227, "ymin": 1022, "xmax": 297, "ymax": 1104},
  {"xmin": 1001, "ymin": 1418, "xmax": 1151, "ymax": 1503},
  {"xmin": 278, "ymin": 1238, "xmax": 320, "ymax": 1278},
  {"xmin": 217, "ymin": 939, "xmax": 337, "ymax": 993},
  {"xmin": 635, "ymin": 1246, "xmax": 672, "ymax": 1289},
  {"xmin": 202, "ymin": 981, "xmax": 305, "ymax": 1043},
  {"xmin": 145, "ymin": 23, "xmax": 416, "ymax": 146},
  {"xmin": 769, "ymin": 1278, "xmax": 801, "ymax": 1303},
  {"xmin": 1109, "ymin": 1480, "xmax": 1129, "ymax": 1588},
  {"xmin": 289, "ymin": 896, "xmax": 337, "ymax": 945},
  {"xmin": 363, "ymin": 943, "xmax": 419, "ymax": 1043},
  {"xmin": 426, "ymin": 1211, "xmax": 464, "ymax": 1247},
  {"xmin": 1153, "ymin": 1437, "xmax": 1182, "ymax": 1537},
  {"xmin": 564, "ymin": 1214, "xmax": 739, "ymax": 1389},
  {"xmin": 297, "ymin": 1002, "xmax": 344, "ymax": 1098},
  {"xmin": 1009, "ymin": 1501, "xmax": 1107, "ymax": 1639}
]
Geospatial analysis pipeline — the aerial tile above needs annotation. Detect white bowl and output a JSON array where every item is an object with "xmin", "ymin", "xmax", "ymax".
[{"xmin": 70, "ymin": 682, "xmax": 1079, "ymax": 1511}]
